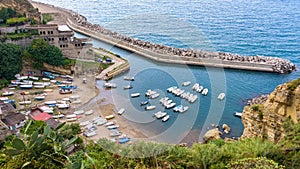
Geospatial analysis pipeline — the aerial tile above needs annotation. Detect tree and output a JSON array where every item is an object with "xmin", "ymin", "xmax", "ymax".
[
  {"xmin": 0, "ymin": 43, "xmax": 23, "ymax": 80},
  {"xmin": 26, "ymin": 39, "xmax": 64, "ymax": 69}
]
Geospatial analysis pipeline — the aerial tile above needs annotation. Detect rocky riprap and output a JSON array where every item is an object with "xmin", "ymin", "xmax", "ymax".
[{"xmin": 37, "ymin": 2, "xmax": 296, "ymax": 74}]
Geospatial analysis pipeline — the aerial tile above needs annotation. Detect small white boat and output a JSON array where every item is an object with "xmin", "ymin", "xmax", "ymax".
[
  {"xmin": 0, "ymin": 97, "xmax": 8, "ymax": 101},
  {"xmin": 95, "ymin": 119, "xmax": 107, "ymax": 126},
  {"xmin": 123, "ymin": 85, "xmax": 133, "ymax": 89},
  {"xmin": 149, "ymin": 93, "xmax": 160, "ymax": 99},
  {"xmin": 52, "ymin": 114, "xmax": 64, "ymax": 119},
  {"xmin": 145, "ymin": 89, "xmax": 157, "ymax": 96},
  {"xmin": 70, "ymin": 95, "xmax": 80, "ymax": 99},
  {"xmin": 165, "ymin": 102, "xmax": 176, "ymax": 109},
  {"xmin": 43, "ymin": 109, "xmax": 54, "ymax": 114},
  {"xmin": 154, "ymin": 111, "xmax": 167, "ymax": 119},
  {"xmin": 131, "ymin": 93, "xmax": 140, "ymax": 98},
  {"xmin": 19, "ymin": 84, "xmax": 33, "ymax": 89},
  {"xmin": 29, "ymin": 76, "xmax": 39, "ymax": 81},
  {"xmin": 74, "ymin": 110, "xmax": 84, "ymax": 115},
  {"xmin": 84, "ymin": 110, "xmax": 94, "ymax": 115},
  {"xmin": 167, "ymin": 86, "xmax": 177, "ymax": 93},
  {"xmin": 104, "ymin": 83, "xmax": 117, "ymax": 88},
  {"xmin": 66, "ymin": 114, "xmax": 77, "ymax": 119},
  {"xmin": 2, "ymin": 91, "xmax": 14, "ymax": 96},
  {"xmin": 202, "ymin": 88, "xmax": 208, "ymax": 96},
  {"xmin": 104, "ymin": 121, "xmax": 115, "ymax": 126},
  {"xmin": 182, "ymin": 81, "xmax": 191, "ymax": 87},
  {"xmin": 80, "ymin": 121, "xmax": 91, "ymax": 127},
  {"xmin": 140, "ymin": 100, "xmax": 149, "ymax": 105},
  {"xmin": 107, "ymin": 125, "xmax": 119, "ymax": 130},
  {"xmin": 179, "ymin": 106, "xmax": 189, "ymax": 113},
  {"xmin": 62, "ymin": 98, "xmax": 70, "ymax": 102},
  {"xmin": 84, "ymin": 131, "xmax": 96, "ymax": 137},
  {"xmin": 57, "ymin": 104, "xmax": 70, "ymax": 109},
  {"xmin": 234, "ymin": 112, "xmax": 242, "ymax": 117},
  {"xmin": 145, "ymin": 105, "xmax": 156, "ymax": 110},
  {"xmin": 43, "ymin": 89, "xmax": 53, "ymax": 92},
  {"xmin": 34, "ymin": 96, "xmax": 45, "ymax": 100},
  {"xmin": 42, "ymin": 78, "xmax": 50, "ymax": 81},
  {"xmin": 162, "ymin": 115, "xmax": 170, "ymax": 122},
  {"xmin": 19, "ymin": 100, "xmax": 31, "ymax": 105},
  {"xmin": 124, "ymin": 76, "xmax": 134, "ymax": 81},
  {"xmin": 66, "ymin": 118, "xmax": 77, "ymax": 122},
  {"xmin": 110, "ymin": 131, "xmax": 121, "ymax": 137},
  {"xmin": 45, "ymin": 101, "xmax": 57, "ymax": 105},
  {"xmin": 118, "ymin": 108, "xmax": 125, "ymax": 115},
  {"xmin": 218, "ymin": 93, "xmax": 226, "ymax": 101}
]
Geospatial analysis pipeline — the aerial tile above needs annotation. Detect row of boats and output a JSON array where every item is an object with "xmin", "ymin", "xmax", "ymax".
[{"xmin": 167, "ymin": 86, "xmax": 198, "ymax": 103}]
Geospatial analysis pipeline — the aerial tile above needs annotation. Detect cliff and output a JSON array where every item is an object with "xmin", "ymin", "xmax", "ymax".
[
  {"xmin": 0, "ymin": 0, "xmax": 35, "ymax": 14},
  {"xmin": 241, "ymin": 78, "xmax": 300, "ymax": 143}
]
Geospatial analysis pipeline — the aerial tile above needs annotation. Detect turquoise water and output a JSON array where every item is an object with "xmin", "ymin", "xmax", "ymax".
[{"xmin": 35, "ymin": 0, "xmax": 299, "ymax": 144}]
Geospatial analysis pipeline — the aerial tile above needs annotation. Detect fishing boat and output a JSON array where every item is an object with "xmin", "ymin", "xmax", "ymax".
[
  {"xmin": 131, "ymin": 93, "xmax": 140, "ymax": 98},
  {"xmin": 124, "ymin": 76, "xmax": 134, "ymax": 81},
  {"xmin": 59, "ymin": 89, "xmax": 73, "ymax": 94},
  {"xmin": 145, "ymin": 105, "xmax": 156, "ymax": 110},
  {"xmin": 118, "ymin": 108, "xmax": 125, "ymax": 115},
  {"xmin": 66, "ymin": 118, "xmax": 77, "ymax": 122},
  {"xmin": 234, "ymin": 112, "xmax": 242, "ymax": 117},
  {"xmin": 154, "ymin": 111, "xmax": 167, "ymax": 119},
  {"xmin": 19, "ymin": 100, "xmax": 31, "ymax": 105},
  {"xmin": 34, "ymin": 96, "xmax": 45, "ymax": 100},
  {"xmin": 182, "ymin": 81, "xmax": 191, "ymax": 86},
  {"xmin": 45, "ymin": 101, "xmax": 57, "ymax": 105},
  {"xmin": 66, "ymin": 114, "xmax": 77, "ymax": 119},
  {"xmin": 84, "ymin": 110, "xmax": 94, "ymax": 115},
  {"xmin": 123, "ymin": 85, "xmax": 133, "ymax": 89},
  {"xmin": 110, "ymin": 131, "xmax": 121, "ymax": 137},
  {"xmin": 1, "ymin": 91, "xmax": 14, "ymax": 96},
  {"xmin": 105, "ymin": 121, "xmax": 115, "ymax": 126},
  {"xmin": 140, "ymin": 100, "xmax": 149, "ymax": 105},
  {"xmin": 80, "ymin": 121, "xmax": 91, "ymax": 127},
  {"xmin": 162, "ymin": 115, "xmax": 170, "ymax": 122},
  {"xmin": 84, "ymin": 131, "xmax": 96, "ymax": 137},
  {"xmin": 218, "ymin": 93, "xmax": 226, "ymax": 100},
  {"xmin": 19, "ymin": 84, "xmax": 33, "ymax": 89}
]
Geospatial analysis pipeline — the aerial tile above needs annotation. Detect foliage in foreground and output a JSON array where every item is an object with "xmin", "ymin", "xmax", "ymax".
[{"xmin": 0, "ymin": 118, "xmax": 299, "ymax": 169}]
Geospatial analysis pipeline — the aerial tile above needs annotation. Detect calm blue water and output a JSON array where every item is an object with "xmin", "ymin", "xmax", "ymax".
[{"xmin": 35, "ymin": 0, "xmax": 300, "ymax": 144}]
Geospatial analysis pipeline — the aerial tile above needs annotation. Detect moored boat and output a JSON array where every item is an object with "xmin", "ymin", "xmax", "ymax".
[
  {"xmin": 218, "ymin": 93, "xmax": 226, "ymax": 100},
  {"xmin": 34, "ymin": 96, "xmax": 45, "ymax": 100},
  {"xmin": 140, "ymin": 100, "xmax": 149, "ymax": 105},
  {"xmin": 84, "ymin": 110, "xmax": 94, "ymax": 115},
  {"xmin": 2, "ymin": 91, "xmax": 14, "ymax": 96},
  {"xmin": 104, "ymin": 83, "xmax": 117, "ymax": 88},
  {"xmin": 124, "ymin": 76, "xmax": 134, "ymax": 81},
  {"xmin": 149, "ymin": 93, "xmax": 160, "ymax": 99},
  {"xmin": 123, "ymin": 85, "xmax": 133, "ymax": 89},
  {"xmin": 182, "ymin": 81, "xmax": 191, "ymax": 86},
  {"xmin": 118, "ymin": 108, "xmax": 125, "ymax": 115},
  {"xmin": 131, "ymin": 93, "xmax": 140, "ymax": 98},
  {"xmin": 19, "ymin": 100, "xmax": 31, "ymax": 105},
  {"xmin": 202, "ymin": 88, "xmax": 209, "ymax": 96},
  {"xmin": 105, "ymin": 114, "xmax": 115, "ymax": 120},
  {"xmin": 162, "ymin": 115, "xmax": 170, "ymax": 122},
  {"xmin": 74, "ymin": 110, "xmax": 84, "ymax": 115},
  {"xmin": 52, "ymin": 114, "xmax": 64, "ymax": 119},
  {"xmin": 107, "ymin": 125, "xmax": 119, "ymax": 130},
  {"xmin": 145, "ymin": 105, "xmax": 156, "ymax": 110},
  {"xmin": 154, "ymin": 111, "xmax": 167, "ymax": 119},
  {"xmin": 234, "ymin": 112, "xmax": 242, "ymax": 117},
  {"xmin": 19, "ymin": 84, "xmax": 33, "ymax": 89}
]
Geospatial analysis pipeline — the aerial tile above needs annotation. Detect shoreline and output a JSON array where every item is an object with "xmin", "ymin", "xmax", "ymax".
[{"xmin": 31, "ymin": 1, "xmax": 295, "ymax": 74}]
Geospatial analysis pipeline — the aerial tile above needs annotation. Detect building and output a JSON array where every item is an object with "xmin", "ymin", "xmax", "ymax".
[{"xmin": 26, "ymin": 24, "xmax": 91, "ymax": 58}]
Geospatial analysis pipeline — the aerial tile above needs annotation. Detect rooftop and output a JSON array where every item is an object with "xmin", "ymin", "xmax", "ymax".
[{"xmin": 58, "ymin": 25, "xmax": 72, "ymax": 32}]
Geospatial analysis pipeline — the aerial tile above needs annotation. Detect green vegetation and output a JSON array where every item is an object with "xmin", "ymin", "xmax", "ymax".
[
  {"xmin": 6, "ymin": 17, "xmax": 28, "ymax": 26},
  {"xmin": 42, "ymin": 13, "xmax": 53, "ymax": 24},
  {"xmin": 0, "ymin": 43, "xmax": 23, "ymax": 80},
  {"xmin": 26, "ymin": 39, "xmax": 65, "ymax": 69},
  {"xmin": 0, "ymin": 7, "xmax": 17, "ymax": 24},
  {"xmin": 287, "ymin": 78, "xmax": 300, "ymax": 91},
  {"xmin": 0, "ymin": 117, "xmax": 299, "ymax": 169}
]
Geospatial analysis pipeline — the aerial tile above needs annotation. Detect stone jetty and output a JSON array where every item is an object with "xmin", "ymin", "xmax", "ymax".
[{"xmin": 36, "ymin": 2, "xmax": 296, "ymax": 74}]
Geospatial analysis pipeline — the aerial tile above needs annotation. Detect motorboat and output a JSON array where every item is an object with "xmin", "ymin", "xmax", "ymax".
[
  {"xmin": 118, "ymin": 108, "xmax": 125, "ymax": 115},
  {"xmin": 19, "ymin": 84, "xmax": 33, "ymax": 89},
  {"xmin": 179, "ymin": 106, "xmax": 189, "ymax": 113},
  {"xmin": 110, "ymin": 131, "xmax": 121, "ymax": 137},
  {"xmin": 34, "ymin": 85, "xmax": 45, "ymax": 89},
  {"xmin": 123, "ymin": 85, "xmax": 133, "ymax": 89},
  {"xmin": 105, "ymin": 114, "xmax": 115, "ymax": 120},
  {"xmin": 19, "ymin": 100, "xmax": 31, "ymax": 105},
  {"xmin": 70, "ymin": 95, "xmax": 80, "ymax": 99},
  {"xmin": 124, "ymin": 76, "xmax": 134, "ymax": 81},
  {"xmin": 34, "ymin": 96, "xmax": 45, "ymax": 100},
  {"xmin": 149, "ymin": 93, "xmax": 160, "ymax": 99},
  {"xmin": 59, "ymin": 89, "xmax": 73, "ymax": 94},
  {"xmin": 167, "ymin": 86, "xmax": 177, "ymax": 93},
  {"xmin": 74, "ymin": 110, "xmax": 84, "ymax": 115},
  {"xmin": 45, "ymin": 101, "xmax": 57, "ymax": 105},
  {"xmin": 52, "ymin": 114, "xmax": 64, "ymax": 119},
  {"xmin": 145, "ymin": 89, "xmax": 157, "ymax": 96},
  {"xmin": 104, "ymin": 121, "xmax": 115, "ymax": 126},
  {"xmin": 162, "ymin": 115, "xmax": 170, "ymax": 122},
  {"xmin": 140, "ymin": 100, "xmax": 149, "ymax": 105},
  {"xmin": 84, "ymin": 110, "xmax": 94, "ymax": 115},
  {"xmin": 218, "ymin": 93, "xmax": 226, "ymax": 101},
  {"xmin": 84, "ymin": 130, "xmax": 96, "ymax": 137},
  {"xmin": 43, "ymin": 89, "xmax": 53, "ymax": 92},
  {"xmin": 79, "ymin": 121, "xmax": 91, "ymax": 127},
  {"xmin": 104, "ymin": 83, "xmax": 117, "ymax": 88},
  {"xmin": 234, "ymin": 112, "xmax": 242, "ymax": 117},
  {"xmin": 66, "ymin": 118, "xmax": 77, "ymax": 122},
  {"xmin": 145, "ymin": 105, "xmax": 156, "ymax": 110},
  {"xmin": 2, "ymin": 91, "xmax": 14, "ymax": 96},
  {"xmin": 66, "ymin": 114, "xmax": 77, "ymax": 119},
  {"xmin": 165, "ymin": 102, "xmax": 176, "ymax": 109},
  {"xmin": 130, "ymin": 93, "xmax": 140, "ymax": 98},
  {"xmin": 154, "ymin": 111, "xmax": 167, "ymax": 119},
  {"xmin": 57, "ymin": 104, "xmax": 70, "ymax": 109},
  {"xmin": 182, "ymin": 81, "xmax": 191, "ymax": 87},
  {"xmin": 107, "ymin": 125, "xmax": 119, "ymax": 130},
  {"xmin": 72, "ymin": 100, "xmax": 82, "ymax": 104},
  {"xmin": 202, "ymin": 88, "xmax": 208, "ymax": 96}
]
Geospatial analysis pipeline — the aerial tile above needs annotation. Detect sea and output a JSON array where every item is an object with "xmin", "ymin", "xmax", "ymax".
[{"xmin": 35, "ymin": 0, "xmax": 300, "ymax": 144}]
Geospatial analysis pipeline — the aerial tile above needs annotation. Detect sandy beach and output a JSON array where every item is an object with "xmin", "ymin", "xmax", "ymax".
[{"xmin": 26, "ymin": 1, "xmax": 147, "ymax": 142}]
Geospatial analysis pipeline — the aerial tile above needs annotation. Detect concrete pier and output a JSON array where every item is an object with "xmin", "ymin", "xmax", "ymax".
[{"xmin": 34, "ymin": 2, "xmax": 296, "ymax": 74}]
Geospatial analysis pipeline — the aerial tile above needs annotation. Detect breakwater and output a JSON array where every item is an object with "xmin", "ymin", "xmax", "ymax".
[{"xmin": 35, "ymin": 2, "xmax": 296, "ymax": 74}]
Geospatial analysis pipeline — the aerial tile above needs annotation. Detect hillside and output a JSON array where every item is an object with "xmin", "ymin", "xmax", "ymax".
[
  {"xmin": 0, "ymin": 0, "xmax": 36, "ymax": 14},
  {"xmin": 242, "ymin": 78, "xmax": 300, "ymax": 143}
]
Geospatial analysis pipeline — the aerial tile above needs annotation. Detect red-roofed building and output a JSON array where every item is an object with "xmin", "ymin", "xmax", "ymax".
[{"xmin": 32, "ymin": 112, "xmax": 51, "ymax": 121}]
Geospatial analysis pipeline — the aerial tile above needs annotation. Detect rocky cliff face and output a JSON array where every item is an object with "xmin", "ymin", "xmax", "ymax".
[
  {"xmin": 241, "ymin": 79, "xmax": 300, "ymax": 143},
  {"xmin": 0, "ymin": 0, "xmax": 35, "ymax": 14}
]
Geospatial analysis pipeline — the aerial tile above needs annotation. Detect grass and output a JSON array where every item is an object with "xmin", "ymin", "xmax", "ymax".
[
  {"xmin": 42, "ymin": 14, "xmax": 53, "ymax": 24},
  {"xmin": 287, "ymin": 78, "xmax": 300, "ymax": 91}
]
